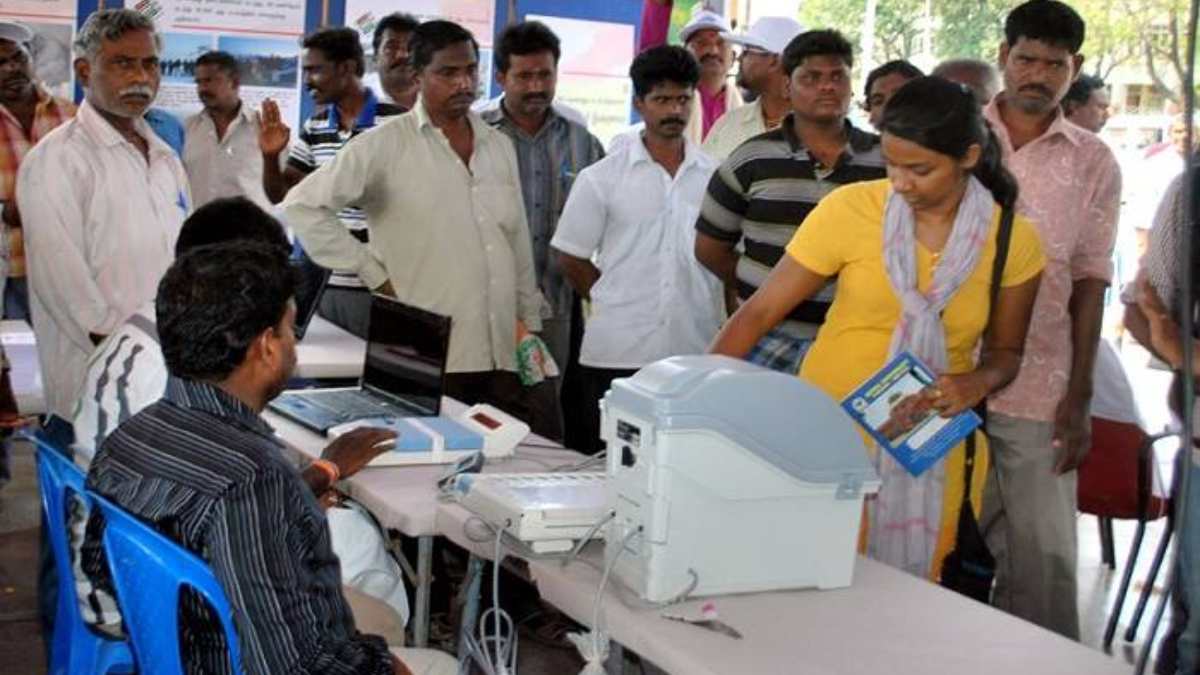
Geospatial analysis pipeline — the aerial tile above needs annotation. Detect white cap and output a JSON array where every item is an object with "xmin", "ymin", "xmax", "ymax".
[
  {"xmin": 727, "ymin": 16, "xmax": 804, "ymax": 55},
  {"xmin": 679, "ymin": 10, "xmax": 732, "ymax": 44},
  {"xmin": 0, "ymin": 22, "xmax": 33, "ymax": 47}
]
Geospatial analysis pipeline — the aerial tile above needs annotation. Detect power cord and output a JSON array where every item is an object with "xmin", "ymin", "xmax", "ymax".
[
  {"xmin": 459, "ymin": 519, "xmax": 519, "ymax": 675},
  {"xmin": 569, "ymin": 525, "xmax": 643, "ymax": 674}
]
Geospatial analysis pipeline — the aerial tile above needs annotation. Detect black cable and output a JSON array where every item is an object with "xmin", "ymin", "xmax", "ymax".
[{"xmin": 1138, "ymin": 0, "xmax": 1200, "ymax": 668}]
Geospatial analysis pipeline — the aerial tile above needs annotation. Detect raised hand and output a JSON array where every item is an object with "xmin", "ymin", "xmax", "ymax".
[{"xmin": 259, "ymin": 98, "xmax": 291, "ymax": 157}]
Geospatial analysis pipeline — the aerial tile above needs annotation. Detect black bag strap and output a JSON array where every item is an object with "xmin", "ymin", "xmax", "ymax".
[{"xmin": 962, "ymin": 205, "xmax": 1016, "ymax": 503}]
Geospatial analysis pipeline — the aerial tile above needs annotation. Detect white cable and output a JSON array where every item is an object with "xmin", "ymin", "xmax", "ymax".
[
  {"xmin": 568, "ymin": 526, "xmax": 642, "ymax": 673},
  {"xmin": 458, "ymin": 518, "xmax": 519, "ymax": 675}
]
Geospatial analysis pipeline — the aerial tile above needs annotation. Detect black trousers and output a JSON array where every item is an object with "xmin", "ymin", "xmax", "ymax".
[
  {"xmin": 573, "ymin": 366, "xmax": 638, "ymax": 455},
  {"xmin": 442, "ymin": 370, "xmax": 563, "ymax": 443}
]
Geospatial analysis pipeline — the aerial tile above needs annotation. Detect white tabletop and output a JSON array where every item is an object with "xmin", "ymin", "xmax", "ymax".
[
  {"xmin": 1, "ymin": 319, "xmax": 44, "ymax": 416},
  {"xmin": 266, "ymin": 398, "xmax": 587, "ymax": 537},
  {"xmin": 524, "ymin": 547, "xmax": 1130, "ymax": 675},
  {"xmin": 295, "ymin": 315, "xmax": 366, "ymax": 380}
]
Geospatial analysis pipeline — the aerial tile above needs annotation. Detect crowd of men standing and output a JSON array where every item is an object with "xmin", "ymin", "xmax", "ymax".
[{"xmin": 1, "ymin": 1, "xmax": 1198, "ymax": 673}]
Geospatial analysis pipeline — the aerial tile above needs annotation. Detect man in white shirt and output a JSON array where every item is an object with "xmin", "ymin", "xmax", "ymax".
[
  {"xmin": 703, "ymin": 16, "xmax": 803, "ymax": 162},
  {"xmin": 182, "ymin": 50, "xmax": 271, "ymax": 210},
  {"xmin": 17, "ymin": 8, "xmax": 189, "ymax": 422},
  {"xmin": 552, "ymin": 46, "xmax": 723, "ymax": 453},
  {"xmin": 681, "ymin": 10, "xmax": 741, "ymax": 144},
  {"xmin": 283, "ymin": 20, "xmax": 552, "ymax": 437}
]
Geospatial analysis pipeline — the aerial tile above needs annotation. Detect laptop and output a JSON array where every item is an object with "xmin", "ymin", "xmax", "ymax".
[
  {"xmin": 269, "ymin": 295, "xmax": 452, "ymax": 433},
  {"xmin": 292, "ymin": 255, "xmax": 332, "ymax": 340}
]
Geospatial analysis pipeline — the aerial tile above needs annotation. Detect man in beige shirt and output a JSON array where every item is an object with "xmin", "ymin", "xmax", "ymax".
[{"xmin": 283, "ymin": 20, "xmax": 551, "ymax": 435}]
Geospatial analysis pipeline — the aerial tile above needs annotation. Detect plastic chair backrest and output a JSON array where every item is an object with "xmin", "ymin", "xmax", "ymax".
[
  {"xmin": 93, "ymin": 494, "xmax": 245, "ymax": 675},
  {"xmin": 1077, "ymin": 417, "xmax": 1169, "ymax": 520},
  {"xmin": 32, "ymin": 435, "xmax": 134, "ymax": 675}
]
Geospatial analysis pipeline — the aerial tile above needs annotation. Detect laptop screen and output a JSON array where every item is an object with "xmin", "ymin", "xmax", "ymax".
[
  {"xmin": 291, "ymin": 256, "xmax": 331, "ymax": 340},
  {"xmin": 362, "ymin": 297, "xmax": 451, "ymax": 415}
]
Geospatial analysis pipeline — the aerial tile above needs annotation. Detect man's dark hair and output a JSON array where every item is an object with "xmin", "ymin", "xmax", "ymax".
[
  {"xmin": 864, "ymin": 59, "xmax": 922, "ymax": 99},
  {"xmin": 409, "ymin": 20, "xmax": 478, "ymax": 73},
  {"xmin": 158, "ymin": 242, "xmax": 295, "ymax": 381},
  {"xmin": 1063, "ymin": 74, "xmax": 1105, "ymax": 109},
  {"xmin": 372, "ymin": 12, "xmax": 418, "ymax": 53},
  {"xmin": 782, "ymin": 29, "xmax": 853, "ymax": 76},
  {"xmin": 630, "ymin": 45, "xmax": 699, "ymax": 99},
  {"xmin": 494, "ymin": 21, "xmax": 560, "ymax": 73},
  {"xmin": 1005, "ymin": 0, "xmax": 1086, "ymax": 53},
  {"xmin": 302, "ymin": 26, "xmax": 365, "ymax": 77},
  {"xmin": 195, "ymin": 50, "xmax": 239, "ymax": 80},
  {"xmin": 174, "ymin": 197, "xmax": 291, "ymax": 258}
]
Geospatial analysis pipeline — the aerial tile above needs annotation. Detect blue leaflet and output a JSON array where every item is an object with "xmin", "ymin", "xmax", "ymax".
[{"xmin": 841, "ymin": 352, "xmax": 981, "ymax": 476}]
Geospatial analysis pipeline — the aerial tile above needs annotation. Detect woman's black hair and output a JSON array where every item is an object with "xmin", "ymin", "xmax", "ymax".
[{"xmin": 880, "ymin": 76, "xmax": 1019, "ymax": 211}]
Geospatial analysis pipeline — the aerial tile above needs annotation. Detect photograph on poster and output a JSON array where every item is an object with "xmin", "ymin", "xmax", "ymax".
[
  {"xmin": 160, "ymin": 32, "xmax": 212, "ymax": 83},
  {"xmin": 25, "ymin": 22, "xmax": 72, "ymax": 99},
  {"xmin": 218, "ymin": 35, "xmax": 299, "ymax": 88}
]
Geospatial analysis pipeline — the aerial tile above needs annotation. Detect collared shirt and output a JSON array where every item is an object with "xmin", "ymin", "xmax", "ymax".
[
  {"xmin": 479, "ymin": 95, "xmax": 605, "ymax": 319},
  {"xmin": 0, "ymin": 85, "xmax": 75, "ymax": 278},
  {"xmin": 183, "ymin": 103, "xmax": 271, "ymax": 211},
  {"xmin": 17, "ymin": 99, "xmax": 189, "ymax": 417},
  {"xmin": 70, "ymin": 301, "xmax": 163, "ymax": 465},
  {"xmin": 287, "ymin": 88, "xmax": 404, "ymax": 288},
  {"xmin": 283, "ymin": 102, "xmax": 544, "ymax": 374},
  {"xmin": 984, "ymin": 98, "xmax": 1122, "ymax": 422},
  {"xmin": 687, "ymin": 82, "xmax": 741, "ymax": 145},
  {"xmin": 551, "ymin": 136, "xmax": 723, "ymax": 368},
  {"xmin": 696, "ymin": 116, "xmax": 886, "ymax": 331},
  {"xmin": 80, "ymin": 377, "xmax": 393, "ymax": 675},
  {"xmin": 702, "ymin": 98, "xmax": 768, "ymax": 162}
]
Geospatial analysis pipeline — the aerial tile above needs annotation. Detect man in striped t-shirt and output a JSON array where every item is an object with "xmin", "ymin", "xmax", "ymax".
[
  {"xmin": 694, "ymin": 29, "xmax": 885, "ymax": 374},
  {"xmin": 260, "ymin": 27, "xmax": 404, "ymax": 338}
]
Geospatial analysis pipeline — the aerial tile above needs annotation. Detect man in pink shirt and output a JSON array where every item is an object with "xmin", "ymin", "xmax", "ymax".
[
  {"xmin": 980, "ymin": 0, "xmax": 1121, "ymax": 640},
  {"xmin": 680, "ymin": 10, "xmax": 741, "ymax": 143}
]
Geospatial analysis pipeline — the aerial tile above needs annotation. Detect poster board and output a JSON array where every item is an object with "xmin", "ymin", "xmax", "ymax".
[
  {"xmin": 345, "ymin": 0, "xmax": 495, "ymax": 101},
  {"xmin": 138, "ymin": 0, "xmax": 305, "ymax": 129},
  {"xmin": 527, "ymin": 13, "xmax": 632, "ymax": 147}
]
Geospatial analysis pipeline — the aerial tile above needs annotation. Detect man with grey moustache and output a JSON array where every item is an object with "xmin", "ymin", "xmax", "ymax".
[{"xmin": 18, "ymin": 8, "xmax": 189, "ymax": 427}]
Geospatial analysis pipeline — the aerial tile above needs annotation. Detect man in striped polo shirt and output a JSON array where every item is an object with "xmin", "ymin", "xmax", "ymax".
[
  {"xmin": 260, "ymin": 26, "xmax": 404, "ymax": 338},
  {"xmin": 694, "ymin": 29, "xmax": 885, "ymax": 373}
]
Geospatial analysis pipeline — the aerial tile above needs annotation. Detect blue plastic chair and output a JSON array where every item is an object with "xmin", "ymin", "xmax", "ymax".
[
  {"xmin": 93, "ymin": 494, "xmax": 245, "ymax": 675},
  {"xmin": 32, "ymin": 436, "xmax": 134, "ymax": 675}
]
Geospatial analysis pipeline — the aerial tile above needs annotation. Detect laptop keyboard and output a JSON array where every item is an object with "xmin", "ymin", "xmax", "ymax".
[{"xmin": 300, "ymin": 389, "xmax": 397, "ymax": 420}]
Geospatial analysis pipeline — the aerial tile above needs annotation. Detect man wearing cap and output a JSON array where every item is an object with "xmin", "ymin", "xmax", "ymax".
[
  {"xmin": 681, "ymin": 10, "xmax": 741, "ymax": 144},
  {"xmin": 702, "ymin": 16, "xmax": 802, "ymax": 161},
  {"xmin": 0, "ymin": 21, "xmax": 74, "ymax": 490},
  {"xmin": 0, "ymin": 22, "xmax": 74, "ymax": 323}
]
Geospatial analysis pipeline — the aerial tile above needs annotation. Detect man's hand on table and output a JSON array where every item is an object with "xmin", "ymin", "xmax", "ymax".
[
  {"xmin": 321, "ymin": 427, "xmax": 397, "ymax": 478},
  {"xmin": 392, "ymin": 654, "xmax": 414, "ymax": 675}
]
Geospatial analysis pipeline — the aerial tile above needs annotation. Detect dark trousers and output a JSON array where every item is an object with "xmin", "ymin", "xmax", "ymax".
[
  {"xmin": 575, "ymin": 366, "xmax": 638, "ymax": 455},
  {"xmin": 443, "ymin": 370, "xmax": 563, "ymax": 442},
  {"xmin": 560, "ymin": 296, "xmax": 589, "ymax": 451},
  {"xmin": 317, "ymin": 285, "xmax": 372, "ymax": 340}
]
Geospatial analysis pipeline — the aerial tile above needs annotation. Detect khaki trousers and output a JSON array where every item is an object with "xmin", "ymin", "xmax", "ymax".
[{"xmin": 980, "ymin": 412, "xmax": 1080, "ymax": 640}]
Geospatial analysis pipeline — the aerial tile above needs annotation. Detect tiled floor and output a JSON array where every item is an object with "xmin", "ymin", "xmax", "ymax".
[{"xmin": 0, "ymin": 331, "xmax": 1186, "ymax": 674}]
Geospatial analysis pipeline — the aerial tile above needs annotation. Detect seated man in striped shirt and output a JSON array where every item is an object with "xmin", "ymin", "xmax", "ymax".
[
  {"xmin": 694, "ymin": 29, "xmax": 885, "ymax": 374},
  {"xmin": 77, "ymin": 241, "xmax": 456, "ymax": 675},
  {"xmin": 71, "ymin": 196, "xmax": 413, "ymax": 643}
]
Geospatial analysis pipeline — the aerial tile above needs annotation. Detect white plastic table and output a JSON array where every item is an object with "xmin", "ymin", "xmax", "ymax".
[
  {"xmin": 294, "ymin": 315, "xmax": 366, "ymax": 380},
  {"xmin": 265, "ymin": 398, "xmax": 586, "ymax": 647},
  {"xmin": 1, "ymin": 319, "xmax": 43, "ymax": 415}
]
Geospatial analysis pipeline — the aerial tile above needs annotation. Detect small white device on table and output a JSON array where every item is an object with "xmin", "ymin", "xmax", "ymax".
[
  {"xmin": 447, "ymin": 472, "xmax": 610, "ymax": 553},
  {"xmin": 330, "ymin": 416, "xmax": 484, "ymax": 467},
  {"xmin": 600, "ymin": 355, "xmax": 881, "ymax": 602},
  {"xmin": 456, "ymin": 403, "xmax": 529, "ymax": 458}
]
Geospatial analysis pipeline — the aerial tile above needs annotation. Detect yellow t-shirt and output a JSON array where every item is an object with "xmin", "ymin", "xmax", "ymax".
[
  {"xmin": 788, "ymin": 179, "xmax": 1045, "ymax": 401},
  {"xmin": 786, "ymin": 178, "xmax": 1046, "ymax": 578}
]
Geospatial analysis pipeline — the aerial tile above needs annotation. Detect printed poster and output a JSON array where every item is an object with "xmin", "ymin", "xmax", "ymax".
[
  {"xmin": 347, "ymin": 0, "xmax": 495, "ymax": 100},
  {"xmin": 136, "ymin": 0, "xmax": 304, "ymax": 131},
  {"xmin": 527, "ymin": 14, "xmax": 634, "ymax": 147},
  {"xmin": 0, "ymin": 0, "xmax": 76, "ymax": 100}
]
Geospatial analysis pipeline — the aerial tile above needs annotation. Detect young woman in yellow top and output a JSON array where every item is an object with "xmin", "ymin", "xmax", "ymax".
[{"xmin": 710, "ymin": 77, "xmax": 1046, "ymax": 581}]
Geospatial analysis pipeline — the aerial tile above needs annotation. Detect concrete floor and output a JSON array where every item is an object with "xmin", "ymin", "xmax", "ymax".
[{"xmin": 0, "ymin": 332, "xmax": 1183, "ymax": 673}]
